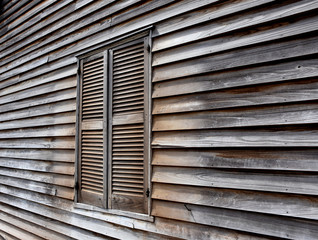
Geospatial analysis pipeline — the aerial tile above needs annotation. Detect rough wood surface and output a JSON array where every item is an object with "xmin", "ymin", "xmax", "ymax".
[{"xmin": 1, "ymin": 0, "xmax": 318, "ymax": 239}]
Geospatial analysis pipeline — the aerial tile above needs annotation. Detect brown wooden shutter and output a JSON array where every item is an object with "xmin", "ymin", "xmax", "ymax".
[
  {"xmin": 108, "ymin": 38, "xmax": 149, "ymax": 213},
  {"xmin": 78, "ymin": 52, "xmax": 107, "ymax": 208}
]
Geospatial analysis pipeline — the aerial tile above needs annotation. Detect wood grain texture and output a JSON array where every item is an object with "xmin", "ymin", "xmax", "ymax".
[
  {"xmin": 152, "ymin": 127, "xmax": 318, "ymax": 147},
  {"xmin": 152, "ymin": 148, "xmax": 318, "ymax": 171},
  {"xmin": 152, "ymin": 0, "xmax": 318, "ymax": 52},
  {"xmin": 153, "ymin": 34, "xmax": 318, "ymax": 82},
  {"xmin": 152, "ymin": 200, "xmax": 318, "ymax": 239},
  {"xmin": 152, "ymin": 166, "xmax": 318, "ymax": 195},
  {"xmin": 153, "ymin": 103, "xmax": 318, "ymax": 130},
  {"xmin": 1, "ymin": 0, "xmax": 318, "ymax": 239},
  {"xmin": 152, "ymin": 183, "xmax": 318, "ymax": 220},
  {"xmin": 152, "ymin": 57, "xmax": 318, "ymax": 98}
]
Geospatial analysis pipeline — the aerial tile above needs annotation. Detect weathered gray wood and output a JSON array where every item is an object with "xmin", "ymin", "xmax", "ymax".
[
  {"xmin": 152, "ymin": 166, "xmax": 318, "ymax": 195},
  {"xmin": 152, "ymin": 183, "xmax": 318, "ymax": 220},
  {"xmin": 0, "ymin": 194, "xmax": 178, "ymax": 240},
  {"xmin": 0, "ymin": 77, "xmax": 76, "ymax": 105},
  {"xmin": 153, "ymin": 0, "xmax": 274, "ymax": 37},
  {"xmin": 0, "ymin": 229, "xmax": 19, "ymax": 240},
  {"xmin": 152, "ymin": 58, "xmax": 318, "ymax": 98},
  {"xmin": 0, "ymin": 205, "xmax": 110, "ymax": 240},
  {"xmin": 0, "ymin": 88, "xmax": 76, "ymax": 114},
  {"xmin": 152, "ymin": 200, "xmax": 318, "ymax": 239},
  {"xmin": 152, "ymin": 128, "xmax": 318, "ymax": 147},
  {"xmin": 153, "ymin": 13, "xmax": 318, "ymax": 66},
  {"xmin": 0, "ymin": 210, "xmax": 71, "ymax": 240},
  {"xmin": 152, "ymin": 0, "xmax": 318, "ymax": 51},
  {"xmin": 0, "ymin": 65, "xmax": 76, "ymax": 94},
  {"xmin": 0, "ymin": 0, "xmax": 55, "ymax": 39},
  {"xmin": 0, "ymin": 137, "xmax": 74, "ymax": 149},
  {"xmin": 153, "ymin": 103, "xmax": 318, "ymax": 130},
  {"xmin": 0, "ymin": 149, "xmax": 74, "ymax": 162},
  {"xmin": 0, "ymin": 0, "xmax": 217, "ymax": 82},
  {"xmin": 0, "ymin": 0, "xmax": 117, "ymax": 55},
  {"xmin": 0, "ymin": 112, "xmax": 75, "ymax": 130},
  {"xmin": 153, "ymin": 78, "xmax": 318, "ymax": 114},
  {"xmin": 0, "ymin": 184, "xmax": 268, "ymax": 240},
  {"xmin": 153, "ymin": 35, "xmax": 318, "ymax": 82},
  {"xmin": 0, "ymin": 124, "xmax": 75, "ymax": 139},
  {"xmin": 0, "ymin": 218, "xmax": 42, "ymax": 240},
  {"xmin": 152, "ymin": 148, "xmax": 318, "ymax": 171},
  {"xmin": 0, "ymin": 176, "xmax": 73, "ymax": 199},
  {"xmin": 0, "ymin": 158, "xmax": 74, "ymax": 175},
  {"xmin": 0, "ymin": 100, "xmax": 75, "ymax": 122},
  {"xmin": 0, "ymin": 168, "xmax": 74, "ymax": 187}
]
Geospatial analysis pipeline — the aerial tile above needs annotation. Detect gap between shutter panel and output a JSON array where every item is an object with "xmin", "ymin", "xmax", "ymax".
[
  {"xmin": 109, "ymin": 39, "xmax": 148, "ymax": 214},
  {"xmin": 79, "ymin": 54, "xmax": 106, "ymax": 208}
]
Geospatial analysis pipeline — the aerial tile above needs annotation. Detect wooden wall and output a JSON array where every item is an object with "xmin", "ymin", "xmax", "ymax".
[{"xmin": 0, "ymin": 0, "xmax": 317, "ymax": 239}]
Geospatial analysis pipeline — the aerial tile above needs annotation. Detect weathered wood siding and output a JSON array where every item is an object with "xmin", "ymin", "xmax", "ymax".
[{"xmin": 0, "ymin": 0, "xmax": 317, "ymax": 239}]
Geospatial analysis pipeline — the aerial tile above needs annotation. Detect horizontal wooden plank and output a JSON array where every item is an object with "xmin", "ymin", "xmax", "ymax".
[
  {"xmin": 153, "ymin": 34, "xmax": 318, "ymax": 82},
  {"xmin": 152, "ymin": 0, "xmax": 318, "ymax": 51},
  {"xmin": 152, "ymin": 183, "xmax": 318, "ymax": 220},
  {"xmin": 0, "ymin": 229, "xmax": 19, "ymax": 240},
  {"xmin": 0, "ymin": 76, "xmax": 76, "ymax": 105},
  {"xmin": 153, "ymin": 0, "xmax": 273, "ymax": 37},
  {"xmin": 173, "ymin": 144, "xmax": 312, "ymax": 168},
  {"xmin": 152, "ymin": 148, "xmax": 318, "ymax": 171},
  {"xmin": 153, "ymin": 12, "xmax": 318, "ymax": 66},
  {"xmin": 152, "ymin": 127, "xmax": 318, "ymax": 147},
  {"xmin": 152, "ymin": 57, "xmax": 318, "ymax": 98},
  {"xmin": 0, "ymin": 57, "xmax": 76, "ymax": 91},
  {"xmin": 0, "ymin": 175, "xmax": 73, "ymax": 199},
  {"xmin": 0, "ymin": 149, "xmax": 74, "ymax": 162},
  {"xmin": 0, "ymin": 1, "xmax": 70, "ymax": 42},
  {"xmin": 0, "ymin": 0, "xmax": 116, "ymax": 57},
  {"xmin": 0, "ymin": 158, "xmax": 74, "ymax": 174},
  {"xmin": 0, "ymin": 0, "xmax": 30, "ymax": 27},
  {"xmin": 0, "ymin": 210, "xmax": 70, "ymax": 240},
  {"xmin": 0, "ymin": 100, "xmax": 76, "ymax": 122},
  {"xmin": 0, "ymin": 184, "xmax": 269, "ymax": 240},
  {"xmin": 0, "ymin": 0, "xmax": 139, "ymax": 73},
  {"xmin": 0, "ymin": 168, "xmax": 74, "ymax": 188},
  {"xmin": 0, "ymin": 124, "xmax": 75, "ymax": 139},
  {"xmin": 152, "ymin": 166, "xmax": 318, "ymax": 195},
  {"xmin": 0, "ymin": 112, "xmax": 75, "ymax": 130},
  {"xmin": 0, "ymin": 0, "xmax": 217, "ymax": 83},
  {"xmin": 0, "ymin": 205, "xmax": 111, "ymax": 240},
  {"xmin": 153, "ymin": 79, "xmax": 318, "ymax": 114},
  {"xmin": 0, "ymin": 218, "xmax": 42, "ymax": 240},
  {"xmin": 152, "ymin": 200, "xmax": 318, "ymax": 239},
  {"xmin": 0, "ymin": 88, "xmax": 76, "ymax": 114},
  {"xmin": 0, "ymin": 65, "xmax": 76, "ymax": 95},
  {"xmin": 153, "ymin": 103, "xmax": 318, "ymax": 130},
  {"xmin": 0, "ymin": 193, "xmax": 178, "ymax": 240},
  {"xmin": 0, "ymin": 137, "xmax": 75, "ymax": 149}
]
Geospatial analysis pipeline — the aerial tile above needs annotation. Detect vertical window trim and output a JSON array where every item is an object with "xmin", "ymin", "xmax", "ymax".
[{"xmin": 75, "ymin": 30, "xmax": 152, "ymax": 216}]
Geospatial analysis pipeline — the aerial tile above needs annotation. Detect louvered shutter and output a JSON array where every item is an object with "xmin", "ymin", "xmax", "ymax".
[
  {"xmin": 78, "ymin": 52, "xmax": 107, "ymax": 208},
  {"xmin": 108, "ymin": 38, "xmax": 149, "ymax": 213}
]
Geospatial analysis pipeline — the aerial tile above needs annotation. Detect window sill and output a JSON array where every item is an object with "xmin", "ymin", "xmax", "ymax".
[{"xmin": 73, "ymin": 203, "xmax": 154, "ymax": 223}]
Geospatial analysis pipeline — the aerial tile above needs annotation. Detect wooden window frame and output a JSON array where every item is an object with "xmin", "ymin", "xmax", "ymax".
[{"xmin": 75, "ymin": 28, "xmax": 152, "ymax": 218}]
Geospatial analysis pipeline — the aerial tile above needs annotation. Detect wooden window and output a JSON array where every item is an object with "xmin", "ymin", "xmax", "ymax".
[{"xmin": 77, "ymin": 36, "xmax": 150, "ymax": 214}]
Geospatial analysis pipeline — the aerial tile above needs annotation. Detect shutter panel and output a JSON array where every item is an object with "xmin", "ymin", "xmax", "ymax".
[
  {"xmin": 109, "ymin": 38, "xmax": 149, "ymax": 213},
  {"xmin": 78, "ymin": 52, "xmax": 107, "ymax": 208}
]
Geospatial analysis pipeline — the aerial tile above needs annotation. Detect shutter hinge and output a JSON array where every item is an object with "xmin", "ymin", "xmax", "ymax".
[
  {"xmin": 147, "ymin": 44, "xmax": 151, "ymax": 53},
  {"xmin": 146, "ymin": 188, "xmax": 150, "ymax": 198},
  {"xmin": 75, "ymin": 181, "xmax": 79, "ymax": 191}
]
